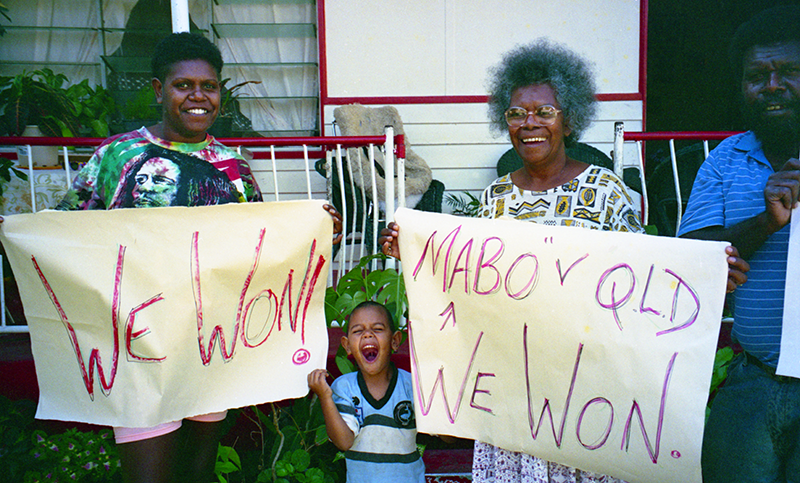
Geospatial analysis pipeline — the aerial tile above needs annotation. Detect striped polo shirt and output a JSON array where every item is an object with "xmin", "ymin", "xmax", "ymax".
[
  {"xmin": 678, "ymin": 131, "xmax": 789, "ymax": 367},
  {"xmin": 331, "ymin": 365, "xmax": 425, "ymax": 482}
]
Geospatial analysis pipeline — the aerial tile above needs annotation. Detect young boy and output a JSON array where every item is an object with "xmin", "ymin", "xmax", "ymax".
[{"xmin": 308, "ymin": 301, "xmax": 425, "ymax": 482}]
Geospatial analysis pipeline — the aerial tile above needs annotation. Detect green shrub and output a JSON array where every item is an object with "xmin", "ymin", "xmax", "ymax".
[{"xmin": 25, "ymin": 428, "xmax": 121, "ymax": 482}]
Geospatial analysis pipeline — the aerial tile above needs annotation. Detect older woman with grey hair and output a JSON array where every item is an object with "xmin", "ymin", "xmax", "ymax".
[
  {"xmin": 474, "ymin": 38, "xmax": 640, "ymax": 231},
  {"xmin": 470, "ymin": 38, "xmax": 639, "ymax": 483},
  {"xmin": 380, "ymin": 38, "xmax": 640, "ymax": 482}
]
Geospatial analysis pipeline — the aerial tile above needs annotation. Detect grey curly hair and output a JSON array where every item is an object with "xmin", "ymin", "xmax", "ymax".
[{"xmin": 487, "ymin": 38, "xmax": 597, "ymax": 144}]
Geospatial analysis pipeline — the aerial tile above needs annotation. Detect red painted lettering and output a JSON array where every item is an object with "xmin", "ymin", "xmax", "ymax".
[
  {"xmin": 524, "ymin": 324, "xmax": 581, "ymax": 447},
  {"xmin": 125, "ymin": 293, "xmax": 166, "ymax": 362},
  {"xmin": 410, "ymin": 324, "xmax": 483, "ymax": 423},
  {"xmin": 470, "ymin": 372, "xmax": 495, "ymax": 414},
  {"xmin": 621, "ymin": 352, "xmax": 677, "ymax": 463},
  {"xmin": 411, "ymin": 226, "xmax": 462, "ymax": 293},
  {"xmin": 596, "ymin": 264, "xmax": 636, "ymax": 331},
  {"xmin": 505, "ymin": 253, "xmax": 538, "ymax": 300},
  {"xmin": 31, "ymin": 247, "xmax": 127, "ymax": 399},
  {"xmin": 473, "ymin": 237, "xmax": 503, "ymax": 295}
]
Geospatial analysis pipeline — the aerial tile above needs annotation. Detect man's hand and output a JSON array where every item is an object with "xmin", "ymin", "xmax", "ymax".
[
  {"xmin": 763, "ymin": 158, "xmax": 800, "ymax": 234},
  {"xmin": 725, "ymin": 245, "xmax": 749, "ymax": 293}
]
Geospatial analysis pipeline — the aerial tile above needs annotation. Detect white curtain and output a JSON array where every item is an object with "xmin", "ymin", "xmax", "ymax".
[
  {"xmin": 213, "ymin": 2, "xmax": 318, "ymax": 135},
  {"xmin": 0, "ymin": 0, "xmax": 109, "ymax": 85}
]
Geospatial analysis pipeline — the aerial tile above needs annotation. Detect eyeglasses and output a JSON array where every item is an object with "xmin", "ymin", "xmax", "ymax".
[{"xmin": 504, "ymin": 105, "xmax": 562, "ymax": 127}]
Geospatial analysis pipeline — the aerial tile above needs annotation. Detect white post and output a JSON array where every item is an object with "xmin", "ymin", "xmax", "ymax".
[
  {"xmin": 669, "ymin": 139, "xmax": 683, "ymax": 234},
  {"xmin": 270, "ymin": 145, "xmax": 279, "ymax": 201},
  {"xmin": 383, "ymin": 126, "xmax": 395, "ymax": 222},
  {"xmin": 613, "ymin": 121, "xmax": 624, "ymax": 179},
  {"xmin": 383, "ymin": 127, "xmax": 396, "ymax": 270},
  {"xmin": 369, "ymin": 144, "xmax": 379, "ymax": 271},
  {"xmin": 335, "ymin": 145, "xmax": 349, "ymax": 272},
  {"xmin": 355, "ymin": 149, "xmax": 367, "ymax": 261},
  {"xmin": 636, "ymin": 141, "xmax": 650, "ymax": 226},
  {"xmin": 171, "ymin": 0, "xmax": 190, "ymax": 33},
  {"xmin": 26, "ymin": 144, "xmax": 36, "ymax": 213},
  {"xmin": 63, "ymin": 146, "xmax": 73, "ymax": 188},
  {"xmin": 397, "ymin": 155, "xmax": 406, "ymax": 209},
  {"xmin": 303, "ymin": 145, "xmax": 312, "ymax": 200}
]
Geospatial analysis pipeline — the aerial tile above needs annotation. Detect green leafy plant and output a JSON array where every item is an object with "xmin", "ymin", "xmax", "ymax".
[
  {"xmin": 270, "ymin": 449, "xmax": 328, "ymax": 483},
  {"xmin": 121, "ymin": 84, "xmax": 159, "ymax": 123},
  {"xmin": 0, "ymin": 2, "xmax": 10, "ymax": 37},
  {"xmin": 707, "ymin": 346, "xmax": 736, "ymax": 421},
  {"xmin": 64, "ymin": 79, "xmax": 115, "ymax": 137},
  {"xmin": 445, "ymin": 190, "xmax": 481, "ymax": 217},
  {"xmin": 219, "ymin": 78, "xmax": 261, "ymax": 118},
  {"xmin": 0, "ymin": 155, "xmax": 27, "ymax": 197},
  {"xmin": 0, "ymin": 69, "xmax": 79, "ymax": 136},
  {"xmin": 0, "ymin": 395, "xmax": 121, "ymax": 482},
  {"xmin": 229, "ymin": 398, "xmax": 342, "ymax": 483},
  {"xmin": 0, "ymin": 396, "xmax": 37, "ymax": 481},
  {"xmin": 215, "ymin": 443, "xmax": 242, "ymax": 483},
  {"xmin": 25, "ymin": 428, "xmax": 121, "ymax": 483},
  {"xmin": 325, "ymin": 253, "xmax": 407, "ymax": 328},
  {"xmin": 0, "ymin": 68, "xmax": 114, "ymax": 137}
]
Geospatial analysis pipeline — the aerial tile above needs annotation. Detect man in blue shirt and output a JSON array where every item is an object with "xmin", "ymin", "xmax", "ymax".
[{"xmin": 678, "ymin": 5, "xmax": 800, "ymax": 482}]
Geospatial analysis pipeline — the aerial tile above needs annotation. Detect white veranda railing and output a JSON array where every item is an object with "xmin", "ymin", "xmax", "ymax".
[{"xmin": 612, "ymin": 121, "xmax": 740, "ymax": 236}]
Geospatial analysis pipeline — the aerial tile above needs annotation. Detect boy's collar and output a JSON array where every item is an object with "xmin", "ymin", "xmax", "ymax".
[{"xmin": 356, "ymin": 362, "xmax": 398, "ymax": 410}]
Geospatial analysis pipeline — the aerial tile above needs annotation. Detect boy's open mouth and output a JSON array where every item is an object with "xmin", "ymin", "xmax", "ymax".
[{"xmin": 361, "ymin": 345, "xmax": 379, "ymax": 363}]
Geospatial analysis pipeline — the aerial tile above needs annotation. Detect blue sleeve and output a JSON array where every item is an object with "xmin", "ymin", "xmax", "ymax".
[
  {"xmin": 331, "ymin": 376, "xmax": 353, "ymax": 413},
  {"xmin": 677, "ymin": 152, "xmax": 726, "ymax": 236},
  {"xmin": 331, "ymin": 374, "xmax": 360, "ymax": 435}
]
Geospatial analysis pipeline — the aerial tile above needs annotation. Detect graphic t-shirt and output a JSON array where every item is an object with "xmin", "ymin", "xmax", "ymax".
[{"xmin": 58, "ymin": 127, "xmax": 262, "ymax": 210}]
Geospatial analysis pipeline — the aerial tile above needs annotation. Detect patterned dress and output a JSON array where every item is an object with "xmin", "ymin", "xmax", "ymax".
[{"xmin": 472, "ymin": 166, "xmax": 642, "ymax": 483}]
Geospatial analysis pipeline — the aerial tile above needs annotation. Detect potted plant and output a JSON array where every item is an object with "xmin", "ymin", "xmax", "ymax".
[
  {"xmin": 65, "ymin": 78, "xmax": 116, "ymax": 138},
  {"xmin": 0, "ymin": 69, "xmax": 115, "ymax": 167},
  {"xmin": 0, "ymin": 69, "xmax": 81, "ymax": 138},
  {"xmin": 0, "ymin": 68, "xmax": 115, "ymax": 138},
  {"xmin": 209, "ymin": 78, "xmax": 261, "ymax": 138},
  {"xmin": 119, "ymin": 83, "xmax": 160, "ymax": 133}
]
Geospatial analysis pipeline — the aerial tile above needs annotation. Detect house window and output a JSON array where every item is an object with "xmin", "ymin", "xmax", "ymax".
[{"xmin": 0, "ymin": 0, "xmax": 320, "ymax": 137}]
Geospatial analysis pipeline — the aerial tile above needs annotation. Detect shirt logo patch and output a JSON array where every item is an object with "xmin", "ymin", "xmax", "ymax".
[{"xmin": 394, "ymin": 400, "xmax": 414, "ymax": 428}]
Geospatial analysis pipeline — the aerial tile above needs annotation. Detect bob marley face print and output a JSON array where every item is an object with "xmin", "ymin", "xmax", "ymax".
[
  {"xmin": 112, "ymin": 144, "xmax": 241, "ymax": 209},
  {"xmin": 132, "ymin": 157, "xmax": 180, "ymax": 207}
]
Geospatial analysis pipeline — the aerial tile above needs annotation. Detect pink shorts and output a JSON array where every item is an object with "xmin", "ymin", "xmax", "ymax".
[{"xmin": 113, "ymin": 410, "xmax": 227, "ymax": 444}]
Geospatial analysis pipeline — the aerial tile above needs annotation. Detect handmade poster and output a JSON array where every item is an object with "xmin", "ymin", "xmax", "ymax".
[
  {"xmin": 778, "ymin": 207, "xmax": 800, "ymax": 377},
  {"xmin": 0, "ymin": 200, "xmax": 332, "ymax": 428},
  {"xmin": 395, "ymin": 208, "xmax": 729, "ymax": 483}
]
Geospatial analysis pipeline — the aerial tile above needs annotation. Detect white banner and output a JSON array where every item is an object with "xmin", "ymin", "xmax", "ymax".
[
  {"xmin": 0, "ymin": 200, "xmax": 332, "ymax": 428},
  {"xmin": 778, "ymin": 207, "xmax": 800, "ymax": 377},
  {"xmin": 396, "ymin": 208, "xmax": 728, "ymax": 483}
]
